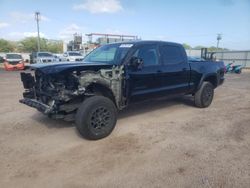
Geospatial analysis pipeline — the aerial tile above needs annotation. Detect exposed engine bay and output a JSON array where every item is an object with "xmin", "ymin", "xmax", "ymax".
[{"xmin": 20, "ymin": 66, "xmax": 125, "ymax": 120}]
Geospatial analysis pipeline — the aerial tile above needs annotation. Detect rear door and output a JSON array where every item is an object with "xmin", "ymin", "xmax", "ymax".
[{"xmin": 159, "ymin": 44, "xmax": 190, "ymax": 94}]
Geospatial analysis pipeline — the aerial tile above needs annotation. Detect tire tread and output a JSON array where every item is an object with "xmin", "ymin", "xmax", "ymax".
[{"xmin": 75, "ymin": 96, "xmax": 117, "ymax": 140}]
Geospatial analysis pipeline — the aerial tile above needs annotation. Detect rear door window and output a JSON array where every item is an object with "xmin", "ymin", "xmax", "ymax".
[{"xmin": 159, "ymin": 45, "xmax": 184, "ymax": 64}]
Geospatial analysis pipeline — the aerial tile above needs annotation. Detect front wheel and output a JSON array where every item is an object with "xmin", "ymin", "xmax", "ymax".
[
  {"xmin": 194, "ymin": 82, "xmax": 214, "ymax": 108},
  {"xmin": 75, "ymin": 96, "xmax": 117, "ymax": 140},
  {"xmin": 236, "ymin": 69, "xmax": 242, "ymax": 74}
]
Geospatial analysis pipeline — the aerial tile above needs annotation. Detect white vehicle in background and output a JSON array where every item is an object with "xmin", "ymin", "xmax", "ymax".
[
  {"xmin": 30, "ymin": 52, "xmax": 56, "ymax": 64},
  {"xmin": 53, "ymin": 53, "xmax": 66, "ymax": 62},
  {"xmin": 63, "ymin": 51, "xmax": 84, "ymax": 62}
]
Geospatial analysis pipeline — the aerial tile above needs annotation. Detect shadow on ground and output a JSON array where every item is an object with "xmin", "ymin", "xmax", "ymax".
[
  {"xmin": 31, "ymin": 113, "xmax": 75, "ymax": 128},
  {"xmin": 118, "ymin": 95, "xmax": 195, "ymax": 119},
  {"xmin": 30, "ymin": 95, "xmax": 195, "ymax": 129}
]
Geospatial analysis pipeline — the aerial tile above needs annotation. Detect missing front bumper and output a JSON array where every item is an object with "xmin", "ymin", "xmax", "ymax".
[{"xmin": 19, "ymin": 98, "xmax": 54, "ymax": 114}]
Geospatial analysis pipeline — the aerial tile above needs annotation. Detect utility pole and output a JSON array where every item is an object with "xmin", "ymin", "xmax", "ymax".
[
  {"xmin": 216, "ymin": 33, "xmax": 222, "ymax": 52},
  {"xmin": 35, "ymin": 12, "xmax": 41, "ymax": 52}
]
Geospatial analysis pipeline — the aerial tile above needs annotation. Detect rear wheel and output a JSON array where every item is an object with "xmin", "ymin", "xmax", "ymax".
[
  {"xmin": 75, "ymin": 96, "xmax": 117, "ymax": 140},
  {"xmin": 194, "ymin": 82, "xmax": 214, "ymax": 108}
]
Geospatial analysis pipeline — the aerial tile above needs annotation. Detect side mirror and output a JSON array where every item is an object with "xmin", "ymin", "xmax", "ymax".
[{"xmin": 130, "ymin": 57, "xmax": 143, "ymax": 69}]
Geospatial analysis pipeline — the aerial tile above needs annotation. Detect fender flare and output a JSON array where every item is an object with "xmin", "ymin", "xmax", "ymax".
[{"xmin": 197, "ymin": 73, "xmax": 218, "ymax": 90}]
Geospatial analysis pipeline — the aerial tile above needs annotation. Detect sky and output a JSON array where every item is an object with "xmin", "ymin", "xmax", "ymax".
[{"xmin": 0, "ymin": 0, "xmax": 249, "ymax": 50}]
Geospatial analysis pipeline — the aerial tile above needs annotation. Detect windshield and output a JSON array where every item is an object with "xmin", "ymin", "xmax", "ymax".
[
  {"xmin": 83, "ymin": 43, "xmax": 132, "ymax": 64},
  {"xmin": 38, "ymin": 52, "xmax": 53, "ymax": 57},
  {"xmin": 68, "ymin": 52, "xmax": 82, "ymax": 56},
  {"xmin": 6, "ymin": 54, "xmax": 22, "ymax": 59}
]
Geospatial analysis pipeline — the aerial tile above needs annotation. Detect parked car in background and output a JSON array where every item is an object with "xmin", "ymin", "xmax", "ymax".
[
  {"xmin": 53, "ymin": 53, "xmax": 67, "ymax": 62},
  {"xmin": 4, "ymin": 53, "xmax": 25, "ymax": 71},
  {"xmin": 0, "ymin": 55, "xmax": 4, "ymax": 63},
  {"xmin": 30, "ymin": 52, "xmax": 56, "ymax": 64},
  {"xmin": 63, "ymin": 51, "xmax": 84, "ymax": 62}
]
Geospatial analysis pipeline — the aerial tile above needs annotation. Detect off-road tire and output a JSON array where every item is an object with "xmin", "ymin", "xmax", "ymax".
[
  {"xmin": 194, "ymin": 81, "xmax": 214, "ymax": 108},
  {"xmin": 75, "ymin": 96, "xmax": 117, "ymax": 140}
]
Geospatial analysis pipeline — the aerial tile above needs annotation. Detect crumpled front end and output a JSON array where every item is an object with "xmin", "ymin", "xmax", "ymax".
[
  {"xmin": 19, "ymin": 70, "xmax": 85, "ymax": 119},
  {"xmin": 19, "ymin": 65, "xmax": 126, "ymax": 120}
]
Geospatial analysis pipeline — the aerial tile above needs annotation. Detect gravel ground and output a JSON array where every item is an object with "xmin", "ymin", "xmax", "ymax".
[{"xmin": 0, "ymin": 69, "xmax": 250, "ymax": 188}]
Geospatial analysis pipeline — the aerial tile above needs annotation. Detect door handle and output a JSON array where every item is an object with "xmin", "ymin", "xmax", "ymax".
[{"xmin": 157, "ymin": 70, "xmax": 162, "ymax": 73}]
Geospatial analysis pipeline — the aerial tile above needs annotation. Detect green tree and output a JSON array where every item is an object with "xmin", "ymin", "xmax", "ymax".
[
  {"xmin": 47, "ymin": 41, "xmax": 63, "ymax": 53},
  {"xmin": 193, "ymin": 45, "xmax": 229, "ymax": 51},
  {"xmin": 208, "ymin": 46, "xmax": 218, "ymax": 52},
  {"xmin": 19, "ymin": 37, "xmax": 39, "ymax": 52},
  {"xmin": 19, "ymin": 37, "xmax": 63, "ymax": 53},
  {"xmin": 208, "ymin": 46, "xmax": 229, "ymax": 52},
  {"xmin": 0, "ymin": 39, "xmax": 14, "ymax": 52},
  {"xmin": 193, "ymin": 45, "xmax": 206, "ymax": 50},
  {"xmin": 182, "ymin": 43, "xmax": 192, "ymax": 49}
]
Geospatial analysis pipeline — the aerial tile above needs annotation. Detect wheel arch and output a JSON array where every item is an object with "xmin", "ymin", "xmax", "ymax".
[
  {"xmin": 85, "ymin": 83, "xmax": 117, "ymax": 107},
  {"xmin": 198, "ymin": 73, "xmax": 218, "ymax": 90}
]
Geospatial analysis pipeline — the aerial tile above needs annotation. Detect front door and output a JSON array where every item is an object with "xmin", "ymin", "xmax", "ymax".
[{"xmin": 127, "ymin": 44, "xmax": 162, "ymax": 99}]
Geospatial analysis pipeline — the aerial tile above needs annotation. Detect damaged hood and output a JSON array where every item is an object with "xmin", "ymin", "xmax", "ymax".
[{"xmin": 28, "ymin": 62, "xmax": 114, "ymax": 74}]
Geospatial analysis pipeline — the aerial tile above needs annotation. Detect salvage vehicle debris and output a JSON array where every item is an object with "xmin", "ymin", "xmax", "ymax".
[{"xmin": 19, "ymin": 41, "xmax": 225, "ymax": 140}]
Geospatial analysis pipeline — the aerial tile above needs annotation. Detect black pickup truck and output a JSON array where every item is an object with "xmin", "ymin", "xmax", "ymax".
[{"xmin": 20, "ymin": 41, "xmax": 225, "ymax": 140}]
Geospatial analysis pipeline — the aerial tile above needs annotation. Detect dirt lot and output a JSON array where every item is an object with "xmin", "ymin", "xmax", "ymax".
[{"xmin": 0, "ymin": 69, "xmax": 249, "ymax": 188}]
